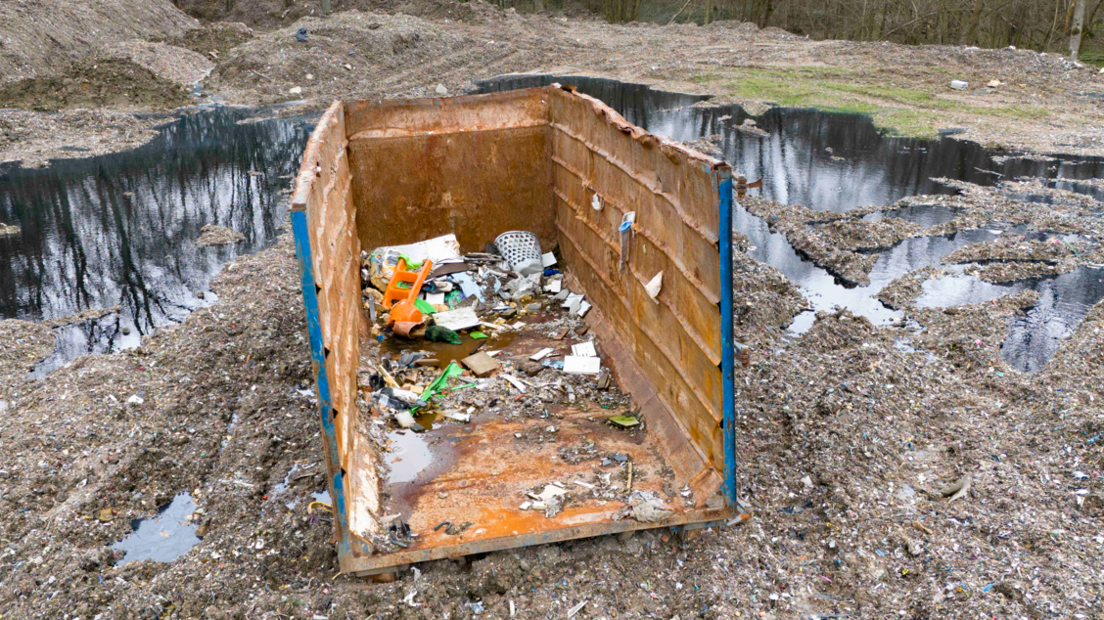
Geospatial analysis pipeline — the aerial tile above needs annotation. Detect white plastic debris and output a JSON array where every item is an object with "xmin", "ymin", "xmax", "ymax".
[
  {"xmin": 530, "ymin": 347, "xmax": 555, "ymax": 361},
  {"xmin": 571, "ymin": 341, "xmax": 597, "ymax": 357},
  {"xmin": 541, "ymin": 252, "xmax": 557, "ymax": 267},
  {"xmin": 563, "ymin": 355, "xmax": 601, "ymax": 375},
  {"xmin": 126, "ymin": 395, "xmax": 144, "ymax": 405},
  {"xmin": 591, "ymin": 194, "xmax": 602, "ymax": 211},
  {"xmin": 444, "ymin": 411, "xmax": 471, "ymax": 423},
  {"xmin": 435, "ymin": 83, "xmax": 448, "ymax": 96},
  {"xmin": 433, "ymin": 307, "xmax": 481, "ymax": 331},
  {"xmin": 950, "ymin": 80, "xmax": 968, "ymax": 90},
  {"xmin": 289, "ymin": 86, "xmax": 303, "ymax": 95},
  {"xmin": 395, "ymin": 411, "xmax": 416, "ymax": 429}
]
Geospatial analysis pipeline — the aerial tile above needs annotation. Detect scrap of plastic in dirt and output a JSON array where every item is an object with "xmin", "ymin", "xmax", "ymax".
[{"xmin": 563, "ymin": 355, "xmax": 600, "ymax": 375}]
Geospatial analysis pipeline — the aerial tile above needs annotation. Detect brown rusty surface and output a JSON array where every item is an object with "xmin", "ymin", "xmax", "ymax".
[
  {"xmin": 348, "ymin": 125, "xmax": 555, "ymax": 253},
  {"xmin": 344, "ymin": 88, "xmax": 550, "ymax": 139},
  {"xmin": 340, "ymin": 317, "xmax": 730, "ymax": 574},
  {"xmin": 547, "ymin": 87, "xmax": 729, "ymax": 471}
]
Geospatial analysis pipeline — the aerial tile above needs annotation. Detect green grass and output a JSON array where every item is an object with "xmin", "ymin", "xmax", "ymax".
[{"xmin": 694, "ymin": 67, "xmax": 1051, "ymax": 138}]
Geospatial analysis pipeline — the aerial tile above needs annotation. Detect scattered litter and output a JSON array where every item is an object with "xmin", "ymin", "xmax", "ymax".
[
  {"xmin": 461, "ymin": 351, "xmax": 500, "ymax": 377},
  {"xmin": 950, "ymin": 79, "xmax": 969, "ymax": 90},
  {"xmin": 530, "ymin": 347, "xmax": 554, "ymax": 361},
  {"xmin": 571, "ymin": 341, "xmax": 597, "ymax": 357},
  {"xmin": 563, "ymin": 355, "xmax": 601, "ymax": 375},
  {"xmin": 433, "ymin": 307, "xmax": 482, "ymax": 331},
  {"xmin": 608, "ymin": 415, "xmax": 639, "ymax": 428},
  {"xmin": 567, "ymin": 600, "xmax": 588, "ymax": 618},
  {"xmin": 939, "ymin": 475, "xmax": 972, "ymax": 502},
  {"xmin": 541, "ymin": 252, "xmax": 557, "ymax": 267},
  {"xmin": 501, "ymin": 374, "xmax": 528, "ymax": 393},
  {"xmin": 644, "ymin": 271, "xmax": 663, "ymax": 301}
]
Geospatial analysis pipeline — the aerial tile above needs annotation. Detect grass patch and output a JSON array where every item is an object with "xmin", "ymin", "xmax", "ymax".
[{"xmin": 695, "ymin": 67, "xmax": 1052, "ymax": 138}]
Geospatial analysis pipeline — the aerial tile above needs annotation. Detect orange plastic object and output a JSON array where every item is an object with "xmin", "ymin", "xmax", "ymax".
[
  {"xmin": 389, "ymin": 299, "xmax": 423, "ymax": 325},
  {"xmin": 381, "ymin": 258, "xmax": 433, "ymax": 310}
]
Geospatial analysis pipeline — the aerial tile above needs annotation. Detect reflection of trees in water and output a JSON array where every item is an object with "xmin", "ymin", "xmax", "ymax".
[
  {"xmin": 0, "ymin": 109, "xmax": 313, "ymax": 337},
  {"xmin": 1003, "ymin": 267, "xmax": 1104, "ymax": 373}
]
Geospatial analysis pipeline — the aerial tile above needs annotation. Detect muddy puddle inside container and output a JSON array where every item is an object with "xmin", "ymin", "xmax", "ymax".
[
  {"xmin": 112, "ymin": 493, "xmax": 200, "ymax": 565},
  {"xmin": 479, "ymin": 76, "xmax": 1104, "ymax": 372},
  {"xmin": 379, "ymin": 330, "xmax": 517, "ymax": 369},
  {"xmin": 0, "ymin": 106, "xmax": 315, "ymax": 378}
]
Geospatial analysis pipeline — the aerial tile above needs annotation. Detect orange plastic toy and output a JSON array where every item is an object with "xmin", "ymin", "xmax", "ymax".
[
  {"xmin": 381, "ymin": 258, "xmax": 433, "ymax": 310},
  {"xmin": 389, "ymin": 299, "xmax": 423, "ymax": 325}
]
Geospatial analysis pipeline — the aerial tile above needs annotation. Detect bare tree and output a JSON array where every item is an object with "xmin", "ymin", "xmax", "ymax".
[{"xmin": 1070, "ymin": 0, "xmax": 1086, "ymax": 58}]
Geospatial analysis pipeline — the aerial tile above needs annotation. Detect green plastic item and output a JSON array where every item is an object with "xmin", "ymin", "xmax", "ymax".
[
  {"xmin": 426, "ymin": 325, "xmax": 461, "ymax": 345},
  {"xmin": 608, "ymin": 415, "xmax": 640, "ymax": 428},
  {"xmin": 469, "ymin": 331, "xmax": 488, "ymax": 339},
  {"xmin": 419, "ymin": 362, "xmax": 464, "ymax": 404},
  {"xmin": 448, "ymin": 382, "xmax": 478, "ymax": 392},
  {"xmin": 445, "ymin": 290, "xmax": 463, "ymax": 309},
  {"xmin": 414, "ymin": 298, "xmax": 436, "ymax": 315}
]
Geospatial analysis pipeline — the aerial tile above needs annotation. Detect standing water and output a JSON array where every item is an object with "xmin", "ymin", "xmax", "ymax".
[
  {"xmin": 0, "ymin": 106, "xmax": 315, "ymax": 377},
  {"xmin": 479, "ymin": 75, "xmax": 1104, "ymax": 371}
]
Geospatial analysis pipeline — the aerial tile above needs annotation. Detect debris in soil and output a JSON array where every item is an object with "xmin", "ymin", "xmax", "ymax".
[
  {"xmin": 0, "ymin": 223, "xmax": 19, "ymax": 237},
  {"xmin": 195, "ymin": 223, "xmax": 246, "ymax": 246},
  {"xmin": 0, "ymin": 319, "xmax": 54, "ymax": 398},
  {"xmin": 100, "ymin": 40, "xmax": 215, "ymax": 86},
  {"xmin": 0, "ymin": 108, "xmax": 161, "ymax": 167},
  {"xmin": 156, "ymin": 22, "xmax": 254, "ymax": 57},
  {"xmin": 0, "ymin": 58, "xmax": 190, "ymax": 112}
]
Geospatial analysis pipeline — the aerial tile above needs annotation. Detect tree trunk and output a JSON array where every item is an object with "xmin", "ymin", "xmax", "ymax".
[{"xmin": 1070, "ymin": 0, "xmax": 1087, "ymax": 59}]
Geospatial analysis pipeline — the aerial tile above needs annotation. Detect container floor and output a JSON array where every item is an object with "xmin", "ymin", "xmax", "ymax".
[{"xmin": 350, "ymin": 320, "xmax": 730, "ymax": 574}]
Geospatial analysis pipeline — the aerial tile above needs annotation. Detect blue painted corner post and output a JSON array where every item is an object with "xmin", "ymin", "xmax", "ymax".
[
  {"xmin": 291, "ymin": 209, "xmax": 353, "ymax": 559},
  {"xmin": 717, "ymin": 174, "xmax": 738, "ymax": 507}
]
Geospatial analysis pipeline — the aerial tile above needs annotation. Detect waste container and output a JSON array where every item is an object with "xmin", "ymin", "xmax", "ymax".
[{"xmin": 290, "ymin": 84, "xmax": 738, "ymax": 575}]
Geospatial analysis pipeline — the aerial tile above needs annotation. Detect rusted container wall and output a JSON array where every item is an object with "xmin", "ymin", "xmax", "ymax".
[
  {"xmin": 290, "ymin": 101, "xmax": 381, "ymax": 562},
  {"xmin": 344, "ymin": 88, "xmax": 555, "ymax": 253},
  {"xmin": 548, "ymin": 87, "xmax": 731, "ymax": 498}
]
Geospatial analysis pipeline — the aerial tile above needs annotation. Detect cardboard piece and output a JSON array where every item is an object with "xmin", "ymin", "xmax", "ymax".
[{"xmin": 461, "ymin": 351, "xmax": 500, "ymax": 377}]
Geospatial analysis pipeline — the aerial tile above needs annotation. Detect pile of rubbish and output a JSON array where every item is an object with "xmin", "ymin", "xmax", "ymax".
[{"xmin": 356, "ymin": 232, "xmax": 672, "ymax": 531}]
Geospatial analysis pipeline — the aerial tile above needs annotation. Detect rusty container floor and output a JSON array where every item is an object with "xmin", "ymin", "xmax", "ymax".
[{"xmin": 348, "ymin": 323, "xmax": 730, "ymax": 575}]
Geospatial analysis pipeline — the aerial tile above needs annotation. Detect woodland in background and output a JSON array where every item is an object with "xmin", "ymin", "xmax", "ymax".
[
  {"xmin": 185, "ymin": 0, "xmax": 1103, "ymax": 61},
  {"xmin": 582, "ymin": 0, "xmax": 1103, "ymax": 61}
]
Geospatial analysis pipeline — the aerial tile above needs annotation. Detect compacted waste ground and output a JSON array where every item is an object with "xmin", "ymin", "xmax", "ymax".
[{"xmin": 0, "ymin": 5, "xmax": 1103, "ymax": 618}]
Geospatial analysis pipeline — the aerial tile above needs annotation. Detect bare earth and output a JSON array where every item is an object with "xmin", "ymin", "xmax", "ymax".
[{"xmin": 1, "ymin": 1, "xmax": 1104, "ymax": 619}]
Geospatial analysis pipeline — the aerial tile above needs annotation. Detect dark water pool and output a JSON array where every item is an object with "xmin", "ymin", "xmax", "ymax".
[
  {"xmin": 0, "ymin": 106, "xmax": 315, "ymax": 377},
  {"xmin": 480, "ymin": 75, "xmax": 1104, "ymax": 371}
]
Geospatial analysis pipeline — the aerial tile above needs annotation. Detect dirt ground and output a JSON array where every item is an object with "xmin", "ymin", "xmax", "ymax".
[{"xmin": 2, "ymin": 1, "xmax": 1104, "ymax": 619}]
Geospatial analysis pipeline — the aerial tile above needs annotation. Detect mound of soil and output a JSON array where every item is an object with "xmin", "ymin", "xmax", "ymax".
[
  {"xmin": 158, "ymin": 22, "xmax": 255, "ymax": 56},
  {"xmin": 173, "ymin": 0, "xmax": 497, "ymax": 29},
  {"xmin": 0, "ymin": 0, "xmax": 196, "ymax": 83},
  {"xmin": 0, "ymin": 58, "xmax": 190, "ymax": 112}
]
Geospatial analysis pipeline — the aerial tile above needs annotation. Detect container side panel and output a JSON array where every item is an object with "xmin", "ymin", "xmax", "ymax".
[
  {"xmin": 344, "ymin": 88, "xmax": 550, "ymax": 139},
  {"xmin": 549, "ymin": 87, "xmax": 731, "ymax": 493},
  {"xmin": 348, "ymin": 125, "xmax": 555, "ymax": 253},
  {"xmin": 291, "ymin": 101, "xmax": 382, "ymax": 559}
]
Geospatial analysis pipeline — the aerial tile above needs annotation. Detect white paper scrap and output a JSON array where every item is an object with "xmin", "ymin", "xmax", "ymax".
[
  {"xmin": 425, "ymin": 292, "xmax": 445, "ymax": 306},
  {"xmin": 576, "ymin": 301, "xmax": 591, "ymax": 317},
  {"xmin": 544, "ymin": 280, "xmax": 562, "ymax": 294},
  {"xmin": 530, "ymin": 347, "xmax": 555, "ymax": 361},
  {"xmin": 571, "ymin": 341, "xmax": 597, "ymax": 357},
  {"xmin": 541, "ymin": 252, "xmax": 557, "ymax": 267},
  {"xmin": 563, "ymin": 355, "xmax": 601, "ymax": 375},
  {"xmin": 562, "ymin": 293, "xmax": 583, "ymax": 309}
]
